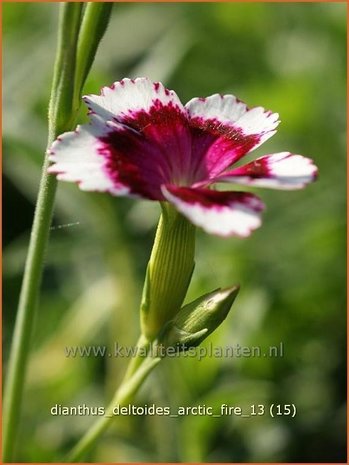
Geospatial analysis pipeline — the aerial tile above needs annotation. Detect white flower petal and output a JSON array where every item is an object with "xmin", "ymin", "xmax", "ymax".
[
  {"xmin": 162, "ymin": 185, "xmax": 264, "ymax": 238},
  {"xmin": 186, "ymin": 93, "xmax": 279, "ymax": 150},
  {"xmin": 83, "ymin": 77, "xmax": 186, "ymax": 123},
  {"xmin": 185, "ymin": 94, "xmax": 280, "ymax": 180},
  {"xmin": 48, "ymin": 117, "xmax": 129, "ymax": 195},
  {"xmin": 217, "ymin": 152, "xmax": 318, "ymax": 190}
]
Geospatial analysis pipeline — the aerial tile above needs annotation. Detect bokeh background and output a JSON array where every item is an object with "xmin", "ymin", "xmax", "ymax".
[{"xmin": 3, "ymin": 2, "xmax": 346, "ymax": 462}]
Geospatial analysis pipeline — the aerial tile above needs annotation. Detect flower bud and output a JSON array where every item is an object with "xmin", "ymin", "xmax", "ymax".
[{"xmin": 157, "ymin": 285, "xmax": 239, "ymax": 349}]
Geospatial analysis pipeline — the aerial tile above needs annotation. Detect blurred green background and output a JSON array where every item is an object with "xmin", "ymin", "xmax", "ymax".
[{"xmin": 3, "ymin": 2, "xmax": 346, "ymax": 462}]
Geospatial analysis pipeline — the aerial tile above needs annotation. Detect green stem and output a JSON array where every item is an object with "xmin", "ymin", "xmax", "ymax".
[
  {"xmin": 3, "ymin": 3, "xmax": 113, "ymax": 460},
  {"xmin": 66, "ymin": 351, "xmax": 161, "ymax": 462},
  {"xmin": 2, "ymin": 5, "xmax": 83, "ymax": 461},
  {"xmin": 67, "ymin": 204, "xmax": 196, "ymax": 460},
  {"xmin": 48, "ymin": 4, "xmax": 83, "ymax": 137},
  {"xmin": 123, "ymin": 334, "xmax": 151, "ymax": 381}
]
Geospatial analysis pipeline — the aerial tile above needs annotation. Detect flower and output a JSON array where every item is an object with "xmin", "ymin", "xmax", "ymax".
[{"xmin": 48, "ymin": 77, "xmax": 318, "ymax": 237}]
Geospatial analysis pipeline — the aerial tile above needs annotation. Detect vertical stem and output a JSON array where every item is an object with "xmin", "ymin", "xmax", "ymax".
[
  {"xmin": 3, "ymin": 3, "xmax": 114, "ymax": 458},
  {"xmin": 123, "ymin": 335, "xmax": 150, "ymax": 381},
  {"xmin": 2, "ymin": 5, "xmax": 83, "ymax": 461},
  {"xmin": 66, "ymin": 353, "xmax": 161, "ymax": 462}
]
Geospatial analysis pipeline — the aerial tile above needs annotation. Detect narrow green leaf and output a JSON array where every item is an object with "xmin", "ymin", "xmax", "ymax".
[{"xmin": 73, "ymin": 2, "xmax": 113, "ymax": 112}]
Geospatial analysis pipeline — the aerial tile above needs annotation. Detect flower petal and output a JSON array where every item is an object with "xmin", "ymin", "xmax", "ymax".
[
  {"xmin": 185, "ymin": 94, "xmax": 279, "ymax": 181},
  {"xmin": 48, "ymin": 115, "xmax": 177, "ymax": 200},
  {"xmin": 162, "ymin": 185, "xmax": 264, "ymax": 237},
  {"xmin": 186, "ymin": 94, "xmax": 279, "ymax": 141},
  {"xmin": 83, "ymin": 77, "xmax": 192, "ymax": 184},
  {"xmin": 215, "ymin": 152, "xmax": 318, "ymax": 190},
  {"xmin": 84, "ymin": 77, "xmax": 184, "ymax": 122},
  {"xmin": 48, "ymin": 116, "xmax": 129, "ymax": 195}
]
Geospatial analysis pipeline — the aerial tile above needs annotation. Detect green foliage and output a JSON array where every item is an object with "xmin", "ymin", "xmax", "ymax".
[{"xmin": 3, "ymin": 2, "xmax": 346, "ymax": 462}]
